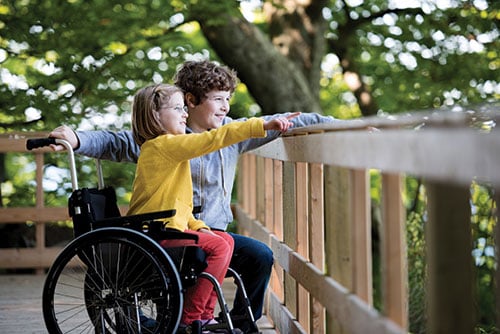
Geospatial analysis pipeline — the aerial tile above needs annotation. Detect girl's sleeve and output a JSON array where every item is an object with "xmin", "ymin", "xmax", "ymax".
[
  {"xmin": 235, "ymin": 112, "xmax": 339, "ymax": 153},
  {"xmin": 187, "ymin": 215, "xmax": 210, "ymax": 231},
  {"xmin": 159, "ymin": 118, "xmax": 265, "ymax": 162}
]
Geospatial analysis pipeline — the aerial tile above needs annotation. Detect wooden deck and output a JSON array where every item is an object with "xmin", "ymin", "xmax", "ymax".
[{"xmin": 0, "ymin": 274, "xmax": 276, "ymax": 333}]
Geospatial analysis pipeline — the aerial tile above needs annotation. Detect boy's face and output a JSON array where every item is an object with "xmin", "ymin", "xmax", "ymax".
[{"xmin": 186, "ymin": 90, "xmax": 231, "ymax": 133}]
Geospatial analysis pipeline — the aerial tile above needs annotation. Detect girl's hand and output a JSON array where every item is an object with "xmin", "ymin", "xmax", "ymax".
[
  {"xmin": 263, "ymin": 112, "xmax": 301, "ymax": 132},
  {"xmin": 198, "ymin": 228, "xmax": 217, "ymax": 236}
]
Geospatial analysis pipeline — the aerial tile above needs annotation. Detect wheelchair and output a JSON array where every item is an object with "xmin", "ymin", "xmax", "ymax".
[{"xmin": 27, "ymin": 138, "xmax": 258, "ymax": 334}]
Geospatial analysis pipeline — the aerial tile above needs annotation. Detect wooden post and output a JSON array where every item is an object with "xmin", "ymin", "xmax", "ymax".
[
  {"xmin": 35, "ymin": 152, "xmax": 45, "ymax": 275},
  {"xmin": 256, "ymin": 156, "xmax": 265, "ymax": 223},
  {"xmin": 271, "ymin": 159, "xmax": 284, "ymax": 303},
  {"xmin": 324, "ymin": 165, "xmax": 352, "ymax": 333},
  {"xmin": 295, "ymin": 162, "xmax": 310, "ymax": 330},
  {"xmin": 283, "ymin": 161, "xmax": 297, "ymax": 317},
  {"xmin": 351, "ymin": 169, "xmax": 372, "ymax": 305},
  {"xmin": 426, "ymin": 181, "xmax": 475, "ymax": 333},
  {"xmin": 381, "ymin": 173, "xmax": 407, "ymax": 329},
  {"xmin": 309, "ymin": 163, "xmax": 325, "ymax": 333},
  {"xmin": 248, "ymin": 154, "xmax": 257, "ymax": 219},
  {"xmin": 264, "ymin": 158, "xmax": 274, "ymax": 231}
]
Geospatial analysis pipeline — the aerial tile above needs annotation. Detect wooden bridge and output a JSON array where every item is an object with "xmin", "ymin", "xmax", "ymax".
[{"xmin": 1, "ymin": 105, "xmax": 499, "ymax": 333}]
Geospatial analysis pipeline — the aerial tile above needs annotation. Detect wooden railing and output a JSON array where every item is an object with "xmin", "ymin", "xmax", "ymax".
[
  {"xmin": 233, "ymin": 109, "xmax": 500, "ymax": 334},
  {"xmin": 0, "ymin": 132, "xmax": 127, "ymax": 273},
  {"xmin": 1, "ymin": 107, "xmax": 499, "ymax": 333}
]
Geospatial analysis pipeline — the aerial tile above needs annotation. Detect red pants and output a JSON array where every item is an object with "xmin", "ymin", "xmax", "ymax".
[{"xmin": 160, "ymin": 230, "xmax": 234, "ymax": 324}]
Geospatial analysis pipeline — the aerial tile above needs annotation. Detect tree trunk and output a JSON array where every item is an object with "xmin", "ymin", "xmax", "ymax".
[{"xmin": 200, "ymin": 15, "xmax": 322, "ymax": 115}]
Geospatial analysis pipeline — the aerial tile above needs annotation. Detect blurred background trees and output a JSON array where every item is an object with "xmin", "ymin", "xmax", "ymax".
[
  {"xmin": 1, "ymin": 0, "xmax": 498, "ymax": 131},
  {"xmin": 1, "ymin": 0, "xmax": 499, "ymax": 332}
]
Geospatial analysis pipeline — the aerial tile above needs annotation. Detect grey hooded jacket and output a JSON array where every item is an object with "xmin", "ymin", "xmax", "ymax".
[{"xmin": 76, "ymin": 113, "xmax": 337, "ymax": 230}]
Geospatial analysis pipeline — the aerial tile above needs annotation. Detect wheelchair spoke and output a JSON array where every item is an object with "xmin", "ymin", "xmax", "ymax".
[{"xmin": 43, "ymin": 228, "xmax": 182, "ymax": 334}]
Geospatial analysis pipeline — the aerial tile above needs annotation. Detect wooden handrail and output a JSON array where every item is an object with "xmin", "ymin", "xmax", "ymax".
[
  {"xmin": 0, "ymin": 132, "xmax": 128, "ymax": 272},
  {"xmin": 235, "ymin": 109, "xmax": 500, "ymax": 334},
  {"xmin": 1, "ymin": 107, "xmax": 499, "ymax": 332}
]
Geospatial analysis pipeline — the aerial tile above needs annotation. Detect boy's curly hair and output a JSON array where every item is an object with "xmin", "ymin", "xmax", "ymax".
[{"xmin": 173, "ymin": 60, "xmax": 238, "ymax": 105}]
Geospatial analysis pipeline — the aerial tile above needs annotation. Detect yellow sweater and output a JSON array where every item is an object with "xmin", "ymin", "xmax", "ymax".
[{"xmin": 127, "ymin": 118, "xmax": 266, "ymax": 232}]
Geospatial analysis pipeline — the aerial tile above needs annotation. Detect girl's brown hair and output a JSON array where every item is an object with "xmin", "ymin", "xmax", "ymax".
[{"xmin": 132, "ymin": 83, "xmax": 183, "ymax": 146}]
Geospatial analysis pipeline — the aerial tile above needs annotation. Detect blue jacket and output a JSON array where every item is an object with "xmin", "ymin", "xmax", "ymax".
[{"xmin": 76, "ymin": 113, "xmax": 337, "ymax": 230}]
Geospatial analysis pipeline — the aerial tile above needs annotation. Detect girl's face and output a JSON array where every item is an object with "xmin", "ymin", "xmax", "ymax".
[
  {"xmin": 156, "ymin": 92, "xmax": 188, "ymax": 135},
  {"xmin": 186, "ymin": 90, "xmax": 231, "ymax": 133}
]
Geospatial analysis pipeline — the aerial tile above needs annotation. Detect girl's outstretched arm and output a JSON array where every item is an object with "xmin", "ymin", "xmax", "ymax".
[{"xmin": 263, "ymin": 112, "xmax": 301, "ymax": 132}]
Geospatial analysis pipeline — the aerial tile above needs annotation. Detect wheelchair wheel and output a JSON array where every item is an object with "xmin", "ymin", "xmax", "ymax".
[{"xmin": 42, "ymin": 227, "xmax": 183, "ymax": 334}]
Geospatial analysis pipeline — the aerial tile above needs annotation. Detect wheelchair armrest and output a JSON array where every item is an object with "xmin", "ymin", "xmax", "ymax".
[
  {"xmin": 93, "ymin": 209, "xmax": 176, "ymax": 229},
  {"xmin": 93, "ymin": 209, "xmax": 201, "ymax": 243},
  {"xmin": 155, "ymin": 228, "xmax": 199, "ymax": 243},
  {"xmin": 123, "ymin": 209, "xmax": 177, "ymax": 223}
]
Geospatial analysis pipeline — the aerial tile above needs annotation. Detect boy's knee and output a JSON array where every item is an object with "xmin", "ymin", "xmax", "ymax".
[
  {"xmin": 251, "ymin": 244, "xmax": 273, "ymax": 271},
  {"xmin": 261, "ymin": 247, "xmax": 273, "ymax": 270}
]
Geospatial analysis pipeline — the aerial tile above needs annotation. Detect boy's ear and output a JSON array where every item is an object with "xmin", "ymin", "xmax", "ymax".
[{"xmin": 185, "ymin": 93, "xmax": 198, "ymax": 107}]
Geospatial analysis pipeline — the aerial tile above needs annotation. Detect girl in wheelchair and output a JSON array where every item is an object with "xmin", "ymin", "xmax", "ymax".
[{"xmin": 129, "ymin": 83, "xmax": 296, "ymax": 333}]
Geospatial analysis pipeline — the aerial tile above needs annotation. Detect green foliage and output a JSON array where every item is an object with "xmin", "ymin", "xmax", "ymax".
[
  {"xmin": 0, "ymin": 0, "xmax": 192, "ymax": 132},
  {"xmin": 470, "ymin": 182, "xmax": 497, "ymax": 331},
  {"xmin": 0, "ymin": 1, "xmax": 498, "ymax": 330},
  {"xmin": 327, "ymin": 0, "xmax": 499, "ymax": 113},
  {"xmin": 404, "ymin": 177, "xmax": 427, "ymax": 334},
  {"xmin": 369, "ymin": 174, "xmax": 498, "ymax": 333}
]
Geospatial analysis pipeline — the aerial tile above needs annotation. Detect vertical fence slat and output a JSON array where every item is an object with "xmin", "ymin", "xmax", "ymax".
[
  {"xmin": 324, "ymin": 165, "xmax": 352, "ymax": 333},
  {"xmin": 256, "ymin": 156, "xmax": 265, "ymax": 223},
  {"xmin": 426, "ymin": 181, "xmax": 475, "ymax": 334},
  {"xmin": 381, "ymin": 173, "xmax": 408, "ymax": 329},
  {"xmin": 296, "ymin": 162, "xmax": 310, "ymax": 330},
  {"xmin": 35, "ymin": 152, "xmax": 45, "ymax": 274},
  {"xmin": 351, "ymin": 169, "xmax": 372, "ymax": 305},
  {"xmin": 239, "ymin": 154, "xmax": 249, "ymax": 212},
  {"xmin": 264, "ymin": 158, "xmax": 274, "ymax": 231},
  {"xmin": 309, "ymin": 163, "xmax": 325, "ymax": 334},
  {"xmin": 283, "ymin": 161, "xmax": 298, "ymax": 317},
  {"xmin": 271, "ymin": 159, "xmax": 284, "ymax": 303},
  {"xmin": 248, "ymin": 154, "xmax": 257, "ymax": 219}
]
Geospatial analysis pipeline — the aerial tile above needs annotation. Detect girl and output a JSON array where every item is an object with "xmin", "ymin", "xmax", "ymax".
[{"xmin": 128, "ymin": 83, "xmax": 296, "ymax": 332}]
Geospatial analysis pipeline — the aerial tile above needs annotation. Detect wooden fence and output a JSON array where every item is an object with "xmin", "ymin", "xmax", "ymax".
[
  {"xmin": 0, "ymin": 132, "xmax": 127, "ymax": 274},
  {"xmin": 1, "ymin": 107, "xmax": 499, "ymax": 333},
  {"xmin": 233, "ymin": 109, "xmax": 500, "ymax": 334}
]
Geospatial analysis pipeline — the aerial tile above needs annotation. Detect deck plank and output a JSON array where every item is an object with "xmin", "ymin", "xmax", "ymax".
[{"xmin": 0, "ymin": 274, "xmax": 276, "ymax": 333}]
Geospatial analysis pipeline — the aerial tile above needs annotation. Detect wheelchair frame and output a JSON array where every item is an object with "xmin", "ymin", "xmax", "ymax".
[{"xmin": 27, "ymin": 138, "xmax": 257, "ymax": 334}]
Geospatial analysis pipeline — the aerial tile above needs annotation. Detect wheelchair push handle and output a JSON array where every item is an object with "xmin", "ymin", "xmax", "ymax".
[
  {"xmin": 26, "ymin": 137, "xmax": 57, "ymax": 150},
  {"xmin": 26, "ymin": 137, "xmax": 79, "ymax": 191},
  {"xmin": 26, "ymin": 137, "xmax": 74, "ymax": 153}
]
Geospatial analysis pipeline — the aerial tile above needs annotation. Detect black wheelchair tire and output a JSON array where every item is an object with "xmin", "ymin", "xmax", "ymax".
[{"xmin": 42, "ymin": 227, "xmax": 183, "ymax": 334}]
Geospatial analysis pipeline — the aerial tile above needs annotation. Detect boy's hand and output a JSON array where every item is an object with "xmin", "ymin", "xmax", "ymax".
[
  {"xmin": 48, "ymin": 125, "xmax": 79, "ymax": 151},
  {"xmin": 263, "ymin": 112, "xmax": 301, "ymax": 132}
]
